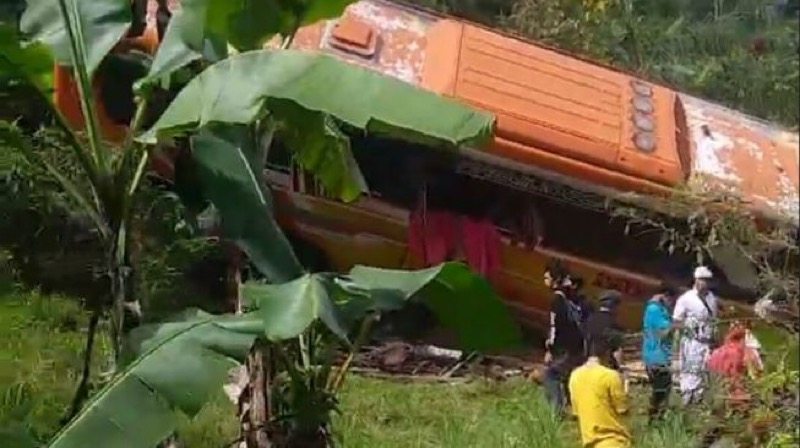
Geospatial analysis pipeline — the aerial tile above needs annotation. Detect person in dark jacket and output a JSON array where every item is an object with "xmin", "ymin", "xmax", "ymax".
[
  {"xmin": 586, "ymin": 290, "xmax": 625, "ymax": 371},
  {"xmin": 542, "ymin": 262, "xmax": 593, "ymax": 415}
]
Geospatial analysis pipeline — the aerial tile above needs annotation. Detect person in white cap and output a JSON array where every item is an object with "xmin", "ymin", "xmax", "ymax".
[{"xmin": 672, "ymin": 265, "xmax": 718, "ymax": 406}]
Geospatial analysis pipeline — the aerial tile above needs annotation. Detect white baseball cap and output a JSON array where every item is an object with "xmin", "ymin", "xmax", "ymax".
[{"xmin": 693, "ymin": 266, "xmax": 713, "ymax": 279}]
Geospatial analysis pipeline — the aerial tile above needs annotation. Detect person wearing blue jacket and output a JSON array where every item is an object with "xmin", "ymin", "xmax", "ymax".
[{"xmin": 642, "ymin": 286, "xmax": 677, "ymax": 421}]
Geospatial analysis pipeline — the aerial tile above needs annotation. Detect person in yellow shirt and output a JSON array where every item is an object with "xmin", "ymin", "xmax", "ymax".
[{"xmin": 568, "ymin": 334, "xmax": 632, "ymax": 448}]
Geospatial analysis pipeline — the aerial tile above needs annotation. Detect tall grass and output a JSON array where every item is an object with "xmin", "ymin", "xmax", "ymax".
[
  {"xmin": 331, "ymin": 378, "xmax": 574, "ymax": 448},
  {"xmin": 0, "ymin": 287, "xmax": 715, "ymax": 447},
  {"xmin": 0, "ymin": 288, "xmax": 110, "ymax": 442}
]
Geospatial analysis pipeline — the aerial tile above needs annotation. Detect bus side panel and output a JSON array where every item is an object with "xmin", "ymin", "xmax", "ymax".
[
  {"xmin": 271, "ymin": 185, "xmax": 753, "ymax": 333},
  {"xmin": 272, "ymin": 189, "xmax": 410, "ymax": 272}
]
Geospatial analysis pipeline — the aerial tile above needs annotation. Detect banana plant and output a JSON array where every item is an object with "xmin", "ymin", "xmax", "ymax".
[
  {"xmin": 2, "ymin": 0, "xmax": 162, "ymax": 422},
  {"xmin": 133, "ymin": 14, "xmax": 494, "ymax": 447},
  {"xmin": 4, "ymin": 0, "xmax": 505, "ymax": 446},
  {"xmin": 47, "ymin": 262, "xmax": 521, "ymax": 448},
  {"xmin": 0, "ymin": 0, "xmax": 377, "ymax": 424}
]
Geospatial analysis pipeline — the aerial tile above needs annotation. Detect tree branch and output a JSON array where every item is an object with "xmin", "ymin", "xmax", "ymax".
[{"xmin": 62, "ymin": 306, "xmax": 101, "ymax": 424}]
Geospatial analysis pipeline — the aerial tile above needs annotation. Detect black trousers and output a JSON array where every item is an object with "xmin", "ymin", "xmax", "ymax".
[
  {"xmin": 646, "ymin": 365, "xmax": 672, "ymax": 420},
  {"xmin": 544, "ymin": 352, "xmax": 585, "ymax": 415}
]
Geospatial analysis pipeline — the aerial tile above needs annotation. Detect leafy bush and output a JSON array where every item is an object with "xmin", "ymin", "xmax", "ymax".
[
  {"xmin": 414, "ymin": 0, "xmax": 800, "ymax": 127},
  {"xmin": 0, "ymin": 127, "xmax": 219, "ymax": 315}
]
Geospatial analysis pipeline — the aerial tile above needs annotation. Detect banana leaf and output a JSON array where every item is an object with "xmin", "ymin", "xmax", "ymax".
[
  {"xmin": 190, "ymin": 124, "xmax": 303, "ymax": 282},
  {"xmin": 240, "ymin": 263, "xmax": 521, "ymax": 352},
  {"xmin": 139, "ymin": 49, "xmax": 495, "ymax": 149},
  {"xmin": 138, "ymin": 49, "xmax": 494, "ymax": 202},
  {"xmin": 48, "ymin": 310, "xmax": 263, "ymax": 448},
  {"xmin": 243, "ymin": 273, "xmax": 349, "ymax": 342},
  {"xmin": 348, "ymin": 263, "xmax": 522, "ymax": 352},
  {"xmin": 139, "ymin": 49, "xmax": 493, "ymax": 281},
  {"xmin": 145, "ymin": 0, "xmax": 358, "ymax": 82},
  {"xmin": 0, "ymin": 24, "xmax": 53, "ymax": 92},
  {"xmin": 20, "ymin": 0, "xmax": 130, "ymax": 76}
]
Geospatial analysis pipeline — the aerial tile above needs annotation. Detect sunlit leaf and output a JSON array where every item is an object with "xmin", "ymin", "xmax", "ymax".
[
  {"xmin": 20, "ymin": 0, "xmax": 130, "ymax": 76},
  {"xmin": 0, "ymin": 23, "xmax": 54, "ymax": 91},
  {"xmin": 139, "ymin": 49, "xmax": 494, "ymax": 201},
  {"xmin": 243, "ymin": 274, "xmax": 349, "ymax": 342},
  {"xmin": 144, "ymin": 0, "xmax": 359, "ymax": 83},
  {"xmin": 348, "ymin": 263, "xmax": 522, "ymax": 352},
  {"xmin": 48, "ymin": 310, "xmax": 263, "ymax": 448}
]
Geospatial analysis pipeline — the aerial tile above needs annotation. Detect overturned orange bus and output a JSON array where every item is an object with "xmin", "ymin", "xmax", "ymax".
[{"xmin": 53, "ymin": 0, "xmax": 799, "ymax": 331}]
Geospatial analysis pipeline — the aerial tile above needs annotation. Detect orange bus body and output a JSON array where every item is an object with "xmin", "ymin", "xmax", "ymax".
[{"xmin": 52, "ymin": 0, "xmax": 796, "ymax": 331}]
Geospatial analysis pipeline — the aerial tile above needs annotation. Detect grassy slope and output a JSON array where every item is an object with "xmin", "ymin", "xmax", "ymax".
[
  {"xmin": 0, "ymin": 286, "xmax": 112, "ymax": 442},
  {"xmin": 1, "ymin": 288, "xmax": 713, "ymax": 447}
]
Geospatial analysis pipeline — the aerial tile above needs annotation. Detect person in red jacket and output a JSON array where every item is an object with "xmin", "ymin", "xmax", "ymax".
[
  {"xmin": 707, "ymin": 323, "xmax": 763, "ymax": 405},
  {"xmin": 701, "ymin": 322, "xmax": 763, "ymax": 447}
]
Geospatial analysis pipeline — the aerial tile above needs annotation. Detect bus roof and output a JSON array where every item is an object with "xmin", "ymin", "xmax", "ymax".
[{"xmin": 149, "ymin": 0, "xmax": 799, "ymax": 223}]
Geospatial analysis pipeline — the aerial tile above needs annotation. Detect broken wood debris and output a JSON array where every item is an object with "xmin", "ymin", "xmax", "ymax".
[
  {"xmin": 335, "ymin": 342, "xmax": 535, "ymax": 382},
  {"xmin": 337, "ymin": 341, "xmax": 671, "ymax": 386}
]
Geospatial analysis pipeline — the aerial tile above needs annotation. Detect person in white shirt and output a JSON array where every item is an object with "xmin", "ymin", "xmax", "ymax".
[{"xmin": 673, "ymin": 266, "xmax": 718, "ymax": 406}]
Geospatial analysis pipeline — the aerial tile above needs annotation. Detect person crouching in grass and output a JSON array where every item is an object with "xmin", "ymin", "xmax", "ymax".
[{"xmin": 569, "ymin": 334, "xmax": 631, "ymax": 448}]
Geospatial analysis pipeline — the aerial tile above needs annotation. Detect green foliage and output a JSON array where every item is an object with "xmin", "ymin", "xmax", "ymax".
[
  {"xmin": 0, "ymin": 23, "xmax": 53, "ymax": 92},
  {"xmin": 0, "ymin": 287, "xmax": 716, "ymax": 448},
  {"xmin": 47, "ymin": 262, "xmax": 519, "ymax": 447},
  {"xmin": 407, "ymin": 0, "xmax": 800, "ymax": 126},
  {"xmin": 0, "ymin": 122, "xmax": 212, "ymax": 313},
  {"xmin": 611, "ymin": 174, "xmax": 798, "ymax": 447},
  {"xmin": 145, "ymin": 0, "xmax": 359, "ymax": 82},
  {"xmin": 190, "ymin": 125, "xmax": 304, "ymax": 282},
  {"xmin": 499, "ymin": 0, "xmax": 800, "ymax": 126},
  {"xmin": 244, "ymin": 263, "xmax": 522, "ymax": 351},
  {"xmin": 0, "ymin": 290, "xmax": 111, "ymax": 444},
  {"xmin": 0, "ymin": 126, "xmax": 106, "ymax": 300},
  {"xmin": 408, "ymin": 0, "xmax": 516, "ymax": 24},
  {"xmin": 247, "ymin": 274, "xmax": 351, "ymax": 342},
  {"xmin": 49, "ymin": 310, "xmax": 263, "ymax": 448},
  {"xmin": 139, "ymin": 49, "xmax": 494, "ymax": 204},
  {"xmin": 0, "ymin": 426, "xmax": 37, "ymax": 448},
  {"xmin": 133, "ymin": 182, "xmax": 224, "ymax": 319},
  {"xmin": 138, "ymin": 48, "xmax": 495, "ymax": 282},
  {"xmin": 348, "ymin": 264, "xmax": 522, "ymax": 352},
  {"xmin": 5, "ymin": 1, "xmax": 507, "ymax": 446},
  {"xmin": 752, "ymin": 350, "xmax": 800, "ymax": 446},
  {"xmin": 234, "ymin": 263, "xmax": 521, "ymax": 445},
  {"xmin": 19, "ymin": 0, "xmax": 130, "ymax": 77},
  {"xmin": 139, "ymin": 50, "xmax": 495, "ymax": 148}
]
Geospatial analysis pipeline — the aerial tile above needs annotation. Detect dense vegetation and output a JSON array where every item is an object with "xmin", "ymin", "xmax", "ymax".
[
  {"xmin": 1, "ymin": 1, "xmax": 518, "ymax": 446},
  {"xmin": 411, "ymin": 0, "xmax": 800, "ymax": 127}
]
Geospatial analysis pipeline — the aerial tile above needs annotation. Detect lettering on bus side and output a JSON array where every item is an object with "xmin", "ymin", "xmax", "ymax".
[{"xmin": 592, "ymin": 271, "xmax": 643, "ymax": 297}]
